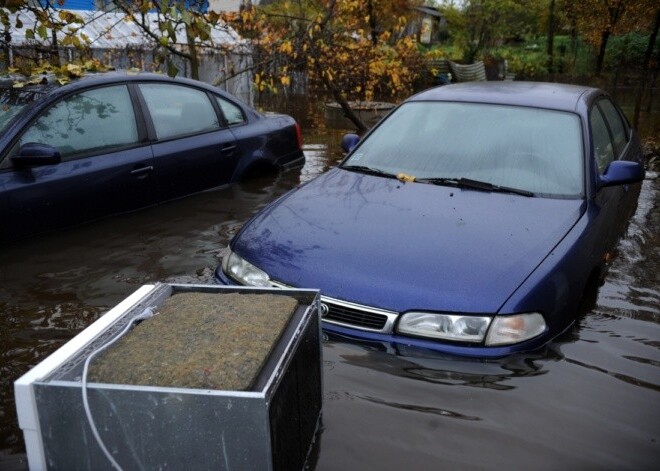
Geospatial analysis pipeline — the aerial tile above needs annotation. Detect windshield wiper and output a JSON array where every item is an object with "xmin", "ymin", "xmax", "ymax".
[
  {"xmin": 417, "ymin": 177, "xmax": 534, "ymax": 197},
  {"xmin": 416, "ymin": 177, "xmax": 459, "ymax": 186},
  {"xmin": 458, "ymin": 178, "xmax": 535, "ymax": 197},
  {"xmin": 342, "ymin": 165, "xmax": 398, "ymax": 179}
]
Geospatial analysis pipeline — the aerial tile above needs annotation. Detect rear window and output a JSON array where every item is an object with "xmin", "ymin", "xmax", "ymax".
[{"xmin": 139, "ymin": 83, "xmax": 220, "ymax": 139}]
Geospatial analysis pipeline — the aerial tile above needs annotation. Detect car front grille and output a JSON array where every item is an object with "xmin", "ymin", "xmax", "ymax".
[
  {"xmin": 323, "ymin": 303, "xmax": 387, "ymax": 329},
  {"xmin": 320, "ymin": 297, "xmax": 398, "ymax": 334},
  {"xmin": 269, "ymin": 280, "xmax": 398, "ymax": 334}
]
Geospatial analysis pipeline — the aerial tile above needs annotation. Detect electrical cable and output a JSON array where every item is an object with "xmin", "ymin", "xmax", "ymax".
[{"xmin": 81, "ymin": 307, "xmax": 156, "ymax": 471}]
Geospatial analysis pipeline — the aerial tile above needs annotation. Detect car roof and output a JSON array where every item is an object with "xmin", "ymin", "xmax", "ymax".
[
  {"xmin": 0, "ymin": 70, "xmax": 259, "ymax": 152},
  {"xmin": 1, "ymin": 70, "xmax": 254, "ymax": 124},
  {"xmin": 51, "ymin": 70, "xmax": 217, "ymax": 92},
  {"xmin": 1, "ymin": 70, "xmax": 231, "ymax": 100},
  {"xmin": 409, "ymin": 81, "xmax": 602, "ymax": 112}
]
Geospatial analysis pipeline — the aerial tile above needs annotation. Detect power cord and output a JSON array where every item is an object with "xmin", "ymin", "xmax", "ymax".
[{"xmin": 81, "ymin": 306, "xmax": 156, "ymax": 471}]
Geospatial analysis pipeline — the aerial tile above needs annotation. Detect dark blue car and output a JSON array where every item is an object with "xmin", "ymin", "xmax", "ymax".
[
  {"xmin": 216, "ymin": 82, "xmax": 645, "ymax": 357},
  {"xmin": 0, "ymin": 72, "xmax": 304, "ymax": 242}
]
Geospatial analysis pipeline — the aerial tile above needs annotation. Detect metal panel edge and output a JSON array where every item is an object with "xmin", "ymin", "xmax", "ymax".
[
  {"xmin": 13, "ymin": 284, "xmax": 158, "ymax": 471},
  {"xmin": 46, "ymin": 379, "xmax": 267, "ymax": 399}
]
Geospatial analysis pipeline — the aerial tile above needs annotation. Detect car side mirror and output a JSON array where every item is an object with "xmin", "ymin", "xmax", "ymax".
[
  {"xmin": 598, "ymin": 160, "xmax": 645, "ymax": 188},
  {"xmin": 341, "ymin": 134, "xmax": 360, "ymax": 153},
  {"xmin": 11, "ymin": 143, "xmax": 61, "ymax": 167}
]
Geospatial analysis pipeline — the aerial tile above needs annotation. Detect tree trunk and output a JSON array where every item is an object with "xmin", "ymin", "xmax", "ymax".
[
  {"xmin": 50, "ymin": 28, "xmax": 61, "ymax": 67},
  {"xmin": 317, "ymin": 66, "xmax": 367, "ymax": 133},
  {"xmin": 186, "ymin": 25, "xmax": 200, "ymax": 80},
  {"xmin": 595, "ymin": 29, "xmax": 610, "ymax": 76},
  {"xmin": 367, "ymin": 0, "xmax": 378, "ymax": 46},
  {"xmin": 634, "ymin": 7, "xmax": 660, "ymax": 129},
  {"xmin": 308, "ymin": 0, "xmax": 366, "ymax": 132},
  {"xmin": 547, "ymin": 0, "xmax": 555, "ymax": 75},
  {"xmin": 596, "ymin": 0, "xmax": 625, "ymax": 76},
  {"xmin": 2, "ymin": 25, "xmax": 10, "ymax": 71}
]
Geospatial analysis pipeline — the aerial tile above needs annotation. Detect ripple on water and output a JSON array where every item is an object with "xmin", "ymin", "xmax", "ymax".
[{"xmin": 596, "ymin": 174, "xmax": 660, "ymax": 321}]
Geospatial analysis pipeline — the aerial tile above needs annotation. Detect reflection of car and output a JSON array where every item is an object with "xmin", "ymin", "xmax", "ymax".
[
  {"xmin": 216, "ymin": 82, "xmax": 645, "ymax": 358},
  {"xmin": 0, "ymin": 72, "xmax": 303, "ymax": 242}
]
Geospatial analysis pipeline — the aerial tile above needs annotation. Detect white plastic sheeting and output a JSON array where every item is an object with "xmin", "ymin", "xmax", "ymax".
[
  {"xmin": 5, "ymin": 9, "xmax": 254, "ymax": 103},
  {"xmin": 8, "ymin": 9, "xmax": 244, "ymax": 49}
]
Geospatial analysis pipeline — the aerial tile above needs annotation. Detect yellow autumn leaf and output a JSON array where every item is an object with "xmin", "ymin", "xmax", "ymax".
[{"xmin": 279, "ymin": 41, "xmax": 293, "ymax": 54}]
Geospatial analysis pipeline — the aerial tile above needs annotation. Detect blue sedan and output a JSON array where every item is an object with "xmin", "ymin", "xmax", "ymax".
[
  {"xmin": 216, "ymin": 82, "xmax": 645, "ymax": 357},
  {"xmin": 0, "ymin": 72, "xmax": 304, "ymax": 242}
]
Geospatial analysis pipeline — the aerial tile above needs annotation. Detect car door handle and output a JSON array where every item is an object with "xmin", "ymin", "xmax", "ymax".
[
  {"xmin": 222, "ymin": 144, "xmax": 237, "ymax": 154},
  {"xmin": 130, "ymin": 165, "xmax": 154, "ymax": 175}
]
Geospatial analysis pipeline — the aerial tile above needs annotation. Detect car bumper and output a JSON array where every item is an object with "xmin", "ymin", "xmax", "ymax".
[{"xmin": 214, "ymin": 266, "xmax": 550, "ymax": 358}]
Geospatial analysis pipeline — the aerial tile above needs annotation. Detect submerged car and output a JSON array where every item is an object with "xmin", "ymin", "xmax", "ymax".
[
  {"xmin": 216, "ymin": 82, "xmax": 645, "ymax": 357},
  {"xmin": 0, "ymin": 72, "xmax": 303, "ymax": 242}
]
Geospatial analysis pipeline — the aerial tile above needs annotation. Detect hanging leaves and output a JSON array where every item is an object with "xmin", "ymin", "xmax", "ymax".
[{"xmin": 224, "ymin": 1, "xmax": 424, "ymax": 101}]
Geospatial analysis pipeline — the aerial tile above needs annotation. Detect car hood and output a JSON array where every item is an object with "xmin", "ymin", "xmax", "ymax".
[{"xmin": 233, "ymin": 168, "xmax": 585, "ymax": 313}]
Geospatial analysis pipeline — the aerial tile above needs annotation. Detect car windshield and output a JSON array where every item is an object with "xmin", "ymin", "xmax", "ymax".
[
  {"xmin": 0, "ymin": 86, "xmax": 46, "ymax": 134},
  {"xmin": 343, "ymin": 101, "xmax": 584, "ymax": 197}
]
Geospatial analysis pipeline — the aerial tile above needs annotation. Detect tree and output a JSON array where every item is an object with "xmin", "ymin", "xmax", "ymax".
[
  {"xmin": 569, "ymin": 0, "xmax": 627, "ymax": 75},
  {"xmin": 1, "ymin": 0, "xmax": 86, "ymax": 71},
  {"xmin": 222, "ymin": 0, "xmax": 425, "ymax": 132},
  {"xmin": 100, "ymin": 0, "xmax": 242, "ymax": 80},
  {"xmin": 443, "ymin": 0, "xmax": 545, "ymax": 63},
  {"xmin": 634, "ymin": 6, "xmax": 660, "ymax": 128},
  {"xmin": 561, "ymin": 0, "xmax": 658, "ymax": 75},
  {"xmin": 1, "ymin": 0, "xmax": 246, "ymax": 81}
]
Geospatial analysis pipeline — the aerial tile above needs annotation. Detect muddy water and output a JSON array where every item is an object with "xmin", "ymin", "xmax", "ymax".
[{"xmin": 1, "ymin": 128, "xmax": 659, "ymax": 469}]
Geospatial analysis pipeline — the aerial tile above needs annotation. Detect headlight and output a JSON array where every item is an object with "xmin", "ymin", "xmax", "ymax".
[
  {"xmin": 397, "ymin": 312, "xmax": 547, "ymax": 346},
  {"xmin": 397, "ymin": 312, "xmax": 491, "ymax": 343},
  {"xmin": 485, "ymin": 313, "xmax": 546, "ymax": 346},
  {"xmin": 222, "ymin": 250, "xmax": 271, "ymax": 287}
]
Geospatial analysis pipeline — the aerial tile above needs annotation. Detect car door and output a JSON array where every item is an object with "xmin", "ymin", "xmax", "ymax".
[
  {"xmin": 137, "ymin": 83, "xmax": 240, "ymax": 202},
  {"xmin": 0, "ymin": 84, "xmax": 156, "ymax": 241},
  {"xmin": 589, "ymin": 97, "xmax": 635, "ymax": 253},
  {"xmin": 596, "ymin": 98, "xmax": 642, "ymax": 220}
]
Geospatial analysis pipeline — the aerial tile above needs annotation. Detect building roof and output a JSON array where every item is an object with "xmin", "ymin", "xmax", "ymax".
[
  {"xmin": 7, "ymin": 9, "xmax": 244, "ymax": 49},
  {"xmin": 414, "ymin": 6, "xmax": 444, "ymax": 18}
]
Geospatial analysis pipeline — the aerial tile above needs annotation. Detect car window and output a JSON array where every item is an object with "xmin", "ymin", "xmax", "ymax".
[
  {"xmin": 590, "ymin": 106, "xmax": 615, "ymax": 173},
  {"xmin": 597, "ymin": 98, "xmax": 628, "ymax": 157},
  {"xmin": 139, "ymin": 83, "xmax": 220, "ymax": 139},
  {"xmin": 0, "ymin": 87, "xmax": 46, "ymax": 134},
  {"xmin": 215, "ymin": 96, "xmax": 245, "ymax": 126},
  {"xmin": 344, "ymin": 102, "xmax": 584, "ymax": 197},
  {"xmin": 13, "ymin": 85, "xmax": 138, "ymax": 161}
]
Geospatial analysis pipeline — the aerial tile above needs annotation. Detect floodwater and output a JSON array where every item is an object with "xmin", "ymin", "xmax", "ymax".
[{"xmin": 1, "ymin": 120, "xmax": 659, "ymax": 469}]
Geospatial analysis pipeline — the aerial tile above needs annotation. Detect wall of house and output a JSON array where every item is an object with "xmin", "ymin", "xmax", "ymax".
[
  {"xmin": 53, "ymin": 0, "xmax": 211, "ymax": 12},
  {"xmin": 208, "ymin": 0, "xmax": 242, "ymax": 12},
  {"xmin": 57, "ymin": 0, "xmax": 95, "ymax": 10}
]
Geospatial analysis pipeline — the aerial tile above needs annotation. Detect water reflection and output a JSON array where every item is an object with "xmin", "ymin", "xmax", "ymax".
[
  {"xmin": 358, "ymin": 395, "xmax": 483, "ymax": 421},
  {"xmin": 596, "ymin": 172, "xmax": 660, "ymax": 322},
  {"xmin": 1, "ymin": 122, "xmax": 658, "ymax": 469},
  {"xmin": 327, "ymin": 333, "xmax": 549, "ymax": 391},
  {"xmin": 0, "ymin": 132, "xmax": 345, "ymax": 461}
]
